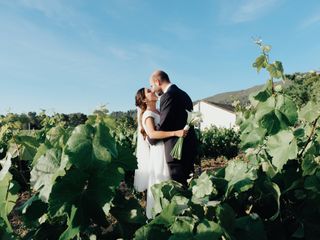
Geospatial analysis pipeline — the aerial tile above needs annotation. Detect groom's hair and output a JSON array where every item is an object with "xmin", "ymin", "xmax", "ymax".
[{"xmin": 152, "ymin": 70, "xmax": 171, "ymax": 83}]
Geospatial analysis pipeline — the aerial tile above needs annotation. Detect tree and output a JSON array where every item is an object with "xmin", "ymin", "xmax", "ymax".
[{"xmin": 285, "ymin": 71, "xmax": 320, "ymax": 108}]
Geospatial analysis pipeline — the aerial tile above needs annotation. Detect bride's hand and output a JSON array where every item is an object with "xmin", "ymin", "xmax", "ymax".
[{"xmin": 174, "ymin": 129, "xmax": 188, "ymax": 138}]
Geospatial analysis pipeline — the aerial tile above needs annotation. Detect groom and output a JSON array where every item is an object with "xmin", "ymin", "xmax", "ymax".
[{"xmin": 148, "ymin": 70, "xmax": 197, "ymax": 186}]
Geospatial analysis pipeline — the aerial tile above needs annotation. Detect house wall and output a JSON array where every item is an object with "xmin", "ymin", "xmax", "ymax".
[{"xmin": 193, "ymin": 101, "xmax": 236, "ymax": 130}]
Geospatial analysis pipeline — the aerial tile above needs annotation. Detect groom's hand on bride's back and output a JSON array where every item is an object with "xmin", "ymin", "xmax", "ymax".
[{"xmin": 147, "ymin": 136, "xmax": 158, "ymax": 145}]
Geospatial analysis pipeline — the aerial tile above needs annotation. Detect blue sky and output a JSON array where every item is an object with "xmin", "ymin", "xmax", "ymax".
[{"xmin": 0, "ymin": 0, "xmax": 319, "ymax": 114}]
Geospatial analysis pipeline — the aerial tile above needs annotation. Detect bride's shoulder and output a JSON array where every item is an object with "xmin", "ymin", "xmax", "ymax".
[
  {"xmin": 142, "ymin": 110, "xmax": 159, "ymax": 121},
  {"xmin": 142, "ymin": 110, "xmax": 154, "ymax": 119}
]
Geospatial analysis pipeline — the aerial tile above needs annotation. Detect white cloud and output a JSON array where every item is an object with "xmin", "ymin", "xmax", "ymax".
[
  {"xmin": 108, "ymin": 46, "xmax": 132, "ymax": 61},
  {"xmin": 135, "ymin": 43, "xmax": 171, "ymax": 69},
  {"xmin": 161, "ymin": 22, "xmax": 195, "ymax": 40},
  {"xmin": 218, "ymin": 0, "xmax": 280, "ymax": 24},
  {"xmin": 4, "ymin": 0, "xmax": 92, "ymax": 31},
  {"xmin": 19, "ymin": 0, "xmax": 69, "ymax": 18},
  {"xmin": 233, "ymin": 0, "xmax": 278, "ymax": 23},
  {"xmin": 102, "ymin": 0, "xmax": 144, "ymax": 20},
  {"xmin": 299, "ymin": 12, "xmax": 320, "ymax": 28}
]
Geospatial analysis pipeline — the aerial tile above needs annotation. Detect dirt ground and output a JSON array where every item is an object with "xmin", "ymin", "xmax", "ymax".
[
  {"xmin": 195, "ymin": 157, "xmax": 228, "ymax": 175},
  {"xmin": 9, "ymin": 191, "xmax": 30, "ymax": 237}
]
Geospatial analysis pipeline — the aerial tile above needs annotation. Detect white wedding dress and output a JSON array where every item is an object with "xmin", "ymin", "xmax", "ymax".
[
  {"xmin": 134, "ymin": 109, "xmax": 170, "ymax": 219},
  {"xmin": 133, "ymin": 108, "xmax": 150, "ymax": 193}
]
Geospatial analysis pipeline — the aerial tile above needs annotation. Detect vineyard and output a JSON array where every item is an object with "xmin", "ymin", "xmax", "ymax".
[{"xmin": 1, "ymin": 43, "xmax": 320, "ymax": 240}]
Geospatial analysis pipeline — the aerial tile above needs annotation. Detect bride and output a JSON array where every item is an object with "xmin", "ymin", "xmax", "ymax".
[{"xmin": 134, "ymin": 87, "xmax": 187, "ymax": 219}]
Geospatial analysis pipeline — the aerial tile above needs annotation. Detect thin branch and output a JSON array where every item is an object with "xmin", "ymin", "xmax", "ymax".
[{"xmin": 298, "ymin": 116, "xmax": 320, "ymax": 158}]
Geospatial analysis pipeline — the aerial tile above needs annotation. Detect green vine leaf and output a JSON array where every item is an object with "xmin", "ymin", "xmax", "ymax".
[
  {"xmin": 253, "ymin": 55, "xmax": 268, "ymax": 73},
  {"xmin": 0, "ymin": 172, "xmax": 19, "ymax": 232},
  {"xmin": 266, "ymin": 130, "xmax": 298, "ymax": 171},
  {"xmin": 266, "ymin": 61, "xmax": 284, "ymax": 79},
  {"xmin": 299, "ymin": 101, "xmax": 320, "ymax": 123}
]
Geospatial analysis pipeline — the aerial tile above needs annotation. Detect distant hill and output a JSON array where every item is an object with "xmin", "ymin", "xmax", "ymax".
[{"xmin": 200, "ymin": 81, "xmax": 286, "ymax": 106}]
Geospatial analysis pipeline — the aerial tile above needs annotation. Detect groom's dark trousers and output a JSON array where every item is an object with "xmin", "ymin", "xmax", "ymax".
[{"xmin": 149, "ymin": 84, "xmax": 197, "ymax": 186}]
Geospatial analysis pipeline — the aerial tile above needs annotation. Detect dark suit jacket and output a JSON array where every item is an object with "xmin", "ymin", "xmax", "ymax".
[{"xmin": 152, "ymin": 84, "xmax": 197, "ymax": 170}]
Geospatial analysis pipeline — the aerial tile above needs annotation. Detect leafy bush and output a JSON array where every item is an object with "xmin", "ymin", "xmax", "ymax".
[
  {"xmin": 112, "ymin": 115, "xmax": 137, "ymax": 155},
  {"xmin": 0, "ymin": 111, "xmax": 146, "ymax": 239},
  {"xmin": 285, "ymin": 71, "xmax": 320, "ymax": 108},
  {"xmin": 198, "ymin": 126, "xmax": 240, "ymax": 160}
]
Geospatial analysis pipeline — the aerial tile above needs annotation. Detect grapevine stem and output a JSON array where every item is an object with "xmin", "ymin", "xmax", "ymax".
[
  {"xmin": 15, "ymin": 141, "xmax": 29, "ymax": 187},
  {"xmin": 298, "ymin": 116, "xmax": 320, "ymax": 158},
  {"xmin": 5, "ymin": 178, "xmax": 11, "ymax": 202}
]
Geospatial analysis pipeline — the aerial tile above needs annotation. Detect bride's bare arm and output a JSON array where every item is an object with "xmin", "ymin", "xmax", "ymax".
[{"xmin": 145, "ymin": 117, "xmax": 187, "ymax": 139}]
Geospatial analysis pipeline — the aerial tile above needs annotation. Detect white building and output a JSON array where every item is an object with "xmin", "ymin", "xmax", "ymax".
[{"xmin": 193, "ymin": 100, "xmax": 236, "ymax": 130}]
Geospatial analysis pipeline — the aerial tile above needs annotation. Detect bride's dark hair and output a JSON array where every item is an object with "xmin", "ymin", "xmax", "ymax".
[{"xmin": 135, "ymin": 88, "xmax": 148, "ymax": 139}]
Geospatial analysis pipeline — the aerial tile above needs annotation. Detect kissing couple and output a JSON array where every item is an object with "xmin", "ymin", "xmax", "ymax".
[{"xmin": 134, "ymin": 70, "xmax": 197, "ymax": 219}]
